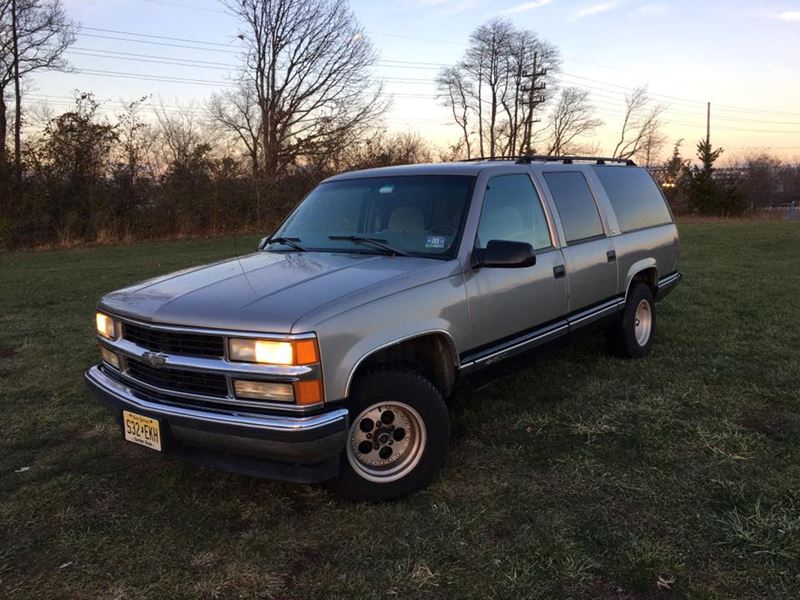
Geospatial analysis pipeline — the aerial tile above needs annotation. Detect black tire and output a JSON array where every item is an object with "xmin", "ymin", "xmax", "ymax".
[
  {"xmin": 606, "ymin": 282, "xmax": 656, "ymax": 359},
  {"xmin": 328, "ymin": 369, "xmax": 449, "ymax": 502}
]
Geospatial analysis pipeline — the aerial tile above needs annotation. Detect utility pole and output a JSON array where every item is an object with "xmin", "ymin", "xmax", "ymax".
[
  {"xmin": 521, "ymin": 51, "xmax": 547, "ymax": 155},
  {"xmin": 706, "ymin": 101, "xmax": 711, "ymax": 146},
  {"xmin": 11, "ymin": 0, "xmax": 22, "ymax": 188}
]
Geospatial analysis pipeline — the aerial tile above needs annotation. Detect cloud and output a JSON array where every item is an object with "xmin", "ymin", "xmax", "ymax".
[
  {"xmin": 573, "ymin": 0, "xmax": 621, "ymax": 20},
  {"xmin": 499, "ymin": 0, "xmax": 554, "ymax": 15},
  {"xmin": 772, "ymin": 10, "xmax": 800, "ymax": 21},
  {"xmin": 637, "ymin": 3, "xmax": 666, "ymax": 17}
]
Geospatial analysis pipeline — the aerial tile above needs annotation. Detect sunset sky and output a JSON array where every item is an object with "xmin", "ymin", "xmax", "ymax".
[{"xmin": 34, "ymin": 0, "xmax": 800, "ymax": 162}]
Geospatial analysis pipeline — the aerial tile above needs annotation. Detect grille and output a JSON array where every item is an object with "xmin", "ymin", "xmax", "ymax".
[
  {"xmin": 123, "ymin": 322, "xmax": 225, "ymax": 358},
  {"xmin": 126, "ymin": 359, "xmax": 229, "ymax": 398}
]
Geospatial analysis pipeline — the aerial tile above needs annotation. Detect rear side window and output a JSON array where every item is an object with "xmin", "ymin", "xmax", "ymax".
[
  {"xmin": 593, "ymin": 167, "xmax": 673, "ymax": 232},
  {"xmin": 543, "ymin": 172, "xmax": 604, "ymax": 244}
]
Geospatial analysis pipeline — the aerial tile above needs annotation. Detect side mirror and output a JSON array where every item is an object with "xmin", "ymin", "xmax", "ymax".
[
  {"xmin": 474, "ymin": 240, "xmax": 536, "ymax": 269},
  {"xmin": 258, "ymin": 236, "xmax": 268, "ymax": 250}
]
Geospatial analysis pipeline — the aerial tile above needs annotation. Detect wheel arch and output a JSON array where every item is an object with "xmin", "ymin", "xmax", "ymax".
[
  {"xmin": 624, "ymin": 260, "xmax": 659, "ymax": 302},
  {"xmin": 344, "ymin": 331, "xmax": 460, "ymax": 399}
]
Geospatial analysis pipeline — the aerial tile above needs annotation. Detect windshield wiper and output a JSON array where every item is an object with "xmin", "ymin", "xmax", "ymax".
[
  {"xmin": 264, "ymin": 236, "xmax": 307, "ymax": 252},
  {"xmin": 328, "ymin": 235, "xmax": 411, "ymax": 257}
]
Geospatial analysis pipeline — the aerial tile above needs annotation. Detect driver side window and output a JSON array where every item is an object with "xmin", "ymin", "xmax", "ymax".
[{"xmin": 475, "ymin": 174, "xmax": 552, "ymax": 250}]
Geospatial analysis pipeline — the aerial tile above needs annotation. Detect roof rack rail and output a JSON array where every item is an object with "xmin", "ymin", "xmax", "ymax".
[{"xmin": 461, "ymin": 155, "xmax": 636, "ymax": 166}]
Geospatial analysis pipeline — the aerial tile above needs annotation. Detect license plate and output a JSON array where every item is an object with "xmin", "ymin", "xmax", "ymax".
[{"xmin": 122, "ymin": 410, "xmax": 162, "ymax": 451}]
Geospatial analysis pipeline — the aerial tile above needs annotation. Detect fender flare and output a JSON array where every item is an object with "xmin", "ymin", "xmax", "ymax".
[
  {"xmin": 343, "ymin": 329, "xmax": 460, "ymax": 398},
  {"xmin": 624, "ymin": 259, "xmax": 659, "ymax": 302}
]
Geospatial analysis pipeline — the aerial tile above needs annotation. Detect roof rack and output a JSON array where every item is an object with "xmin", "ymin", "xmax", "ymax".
[{"xmin": 461, "ymin": 155, "xmax": 636, "ymax": 166}]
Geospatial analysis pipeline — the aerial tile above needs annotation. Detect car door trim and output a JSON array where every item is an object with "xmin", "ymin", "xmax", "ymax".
[{"xmin": 460, "ymin": 294, "xmax": 625, "ymax": 372}]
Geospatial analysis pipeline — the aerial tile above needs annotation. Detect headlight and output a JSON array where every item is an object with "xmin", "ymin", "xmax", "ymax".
[
  {"xmin": 95, "ymin": 312, "xmax": 117, "ymax": 339},
  {"xmin": 228, "ymin": 338, "xmax": 319, "ymax": 365}
]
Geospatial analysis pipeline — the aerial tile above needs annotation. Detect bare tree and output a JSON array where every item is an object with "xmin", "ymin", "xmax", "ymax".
[
  {"xmin": 636, "ymin": 127, "xmax": 668, "ymax": 167},
  {"xmin": 437, "ymin": 18, "xmax": 559, "ymax": 159},
  {"xmin": 0, "ymin": 0, "xmax": 76, "ymax": 187},
  {"xmin": 154, "ymin": 101, "xmax": 208, "ymax": 169},
  {"xmin": 222, "ymin": 0, "xmax": 387, "ymax": 180},
  {"xmin": 545, "ymin": 87, "xmax": 603, "ymax": 156},
  {"xmin": 612, "ymin": 86, "xmax": 665, "ymax": 160},
  {"xmin": 437, "ymin": 66, "xmax": 472, "ymax": 158},
  {"xmin": 207, "ymin": 78, "xmax": 262, "ymax": 179}
]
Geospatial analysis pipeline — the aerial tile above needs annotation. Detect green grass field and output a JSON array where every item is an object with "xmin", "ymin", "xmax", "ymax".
[{"xmin": 1, "ymin": 222, "xmax": 799, "ymax": 599}]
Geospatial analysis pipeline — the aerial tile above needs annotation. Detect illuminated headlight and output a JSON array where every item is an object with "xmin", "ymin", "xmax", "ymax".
[
  {"xmin": 95, "ymin": 312, "xmax": 117, "ymax": 339},
  {"xmin": 233, "ymin": 380, "xmax": 295, "ymax": 402},
  {"xmin": 99, "ymin": 346, "xmax": 120, "ymax": 369},
  {"xmin": 228, "ymin": 338, "xmax": 319, "ymax": 365}
]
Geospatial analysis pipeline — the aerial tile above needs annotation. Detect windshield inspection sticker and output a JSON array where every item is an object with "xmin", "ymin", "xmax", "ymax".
[{"xmin": 425, "ymin": 236, "xmax": 446, "ymax": 249}]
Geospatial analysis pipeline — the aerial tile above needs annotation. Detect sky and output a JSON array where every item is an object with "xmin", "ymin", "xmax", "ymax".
[{"xmin": 30, "ymin": 0, "xmax": 800, "ymax": 161}]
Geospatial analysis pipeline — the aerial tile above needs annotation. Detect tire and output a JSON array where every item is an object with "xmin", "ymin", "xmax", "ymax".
[
  {"xmin": 328, "ymin": 369, "xmax": 449, "ymax": 501},
  {"xmin": 607, "ymin": 282, "xmax": 656, "ymax": 359}
]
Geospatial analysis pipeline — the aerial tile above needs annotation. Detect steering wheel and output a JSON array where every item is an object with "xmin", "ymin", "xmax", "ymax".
[{"xmin": 430, "ymin": 225, "xmax": 457, "ymax": 236}]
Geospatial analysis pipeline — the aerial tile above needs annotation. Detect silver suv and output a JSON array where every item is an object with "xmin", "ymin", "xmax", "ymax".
[{"xmin": 86, "ymin": 156, "xmax": 681, "ymax": 500}]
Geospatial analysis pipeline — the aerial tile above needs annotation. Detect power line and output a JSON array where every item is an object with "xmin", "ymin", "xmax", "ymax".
[
  {"xmin": 137, "ymin": 0, "xmax": 228, "ymax": 13},
  {"xmin": 81, "ymin": 26, "xmax": 238, "ymax": 47}
]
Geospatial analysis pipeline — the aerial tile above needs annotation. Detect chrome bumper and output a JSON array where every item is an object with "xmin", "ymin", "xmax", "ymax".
[{"xmin": 86, "ymin": 366, "xmax": 349, "ymax": 483}]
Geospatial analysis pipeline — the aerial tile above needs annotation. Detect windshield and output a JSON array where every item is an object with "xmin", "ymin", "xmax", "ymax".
[{"xmin": 269, "ymin": 175, "xmax": 475, "ymax": 258}]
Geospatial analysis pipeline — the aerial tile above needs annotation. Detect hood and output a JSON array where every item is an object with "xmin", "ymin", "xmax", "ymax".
[{"xmin": 99, "ymin": 251, "xmax": 455, "ymax": 333}]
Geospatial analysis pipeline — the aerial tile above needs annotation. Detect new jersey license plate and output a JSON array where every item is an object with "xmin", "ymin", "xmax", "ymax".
[{"xmin": 122, "ymin": 410, "xmax": 162, "ymax": 451}]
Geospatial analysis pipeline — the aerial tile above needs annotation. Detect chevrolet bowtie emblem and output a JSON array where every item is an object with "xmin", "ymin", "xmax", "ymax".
[{"xmin": 141, "ymin": 351, "xmax": 168, "ymax": 368}]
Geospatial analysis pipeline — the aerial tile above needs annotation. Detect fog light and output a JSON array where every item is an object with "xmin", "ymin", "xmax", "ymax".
[
  {"xmin": 99, "ymin": 346, "xmax": 120, "ymax": 369},
  {"xmin": 233, "ymin": 380, "xmax": 295, "ymax": 402}
]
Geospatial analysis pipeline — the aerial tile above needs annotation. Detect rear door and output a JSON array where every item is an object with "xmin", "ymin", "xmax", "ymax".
[
  {"xmin": 463, "ymin": 173, "xmax": 567, "ymax": 352},
  {"xmin": 541, "ymin": 171, "xmax": 618, "ymax": 313}
]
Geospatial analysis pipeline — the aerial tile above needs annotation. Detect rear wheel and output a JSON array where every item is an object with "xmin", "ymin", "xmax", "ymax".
[
  {"xmin": 607, "ymin": 281, "xmax": 656, "ymax": 359},
  {"xmin": 328, "ymin": 369, "xmax": 449, "ymax": 501}
]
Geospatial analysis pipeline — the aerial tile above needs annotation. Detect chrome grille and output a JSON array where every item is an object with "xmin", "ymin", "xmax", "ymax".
[
  {"xmin": 123, "ymin": 322, "xmax": 224, "ymax": 358},
  {"xmin": 127, "ymin": 358, "xmax": 229, "ymax": 398}
]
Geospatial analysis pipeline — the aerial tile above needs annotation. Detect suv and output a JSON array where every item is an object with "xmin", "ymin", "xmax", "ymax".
[{"xmin": 86, "ymin": 156, "xmax": 680, "ymax": 501}]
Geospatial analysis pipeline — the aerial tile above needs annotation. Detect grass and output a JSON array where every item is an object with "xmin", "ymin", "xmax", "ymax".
[{"xmin": 1, "ymin": 222, "xmax": 799, "ymax": 599}]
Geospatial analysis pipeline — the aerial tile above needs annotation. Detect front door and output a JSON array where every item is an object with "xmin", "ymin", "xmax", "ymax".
[{"xmin": 463, "ymin": 173, "xmax": 568, "ymax": 353}]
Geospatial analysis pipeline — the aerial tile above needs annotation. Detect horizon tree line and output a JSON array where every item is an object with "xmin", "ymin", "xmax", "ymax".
[{"xmin": 0, "ymin": 0, "xmax": 794, "ymax": 249}]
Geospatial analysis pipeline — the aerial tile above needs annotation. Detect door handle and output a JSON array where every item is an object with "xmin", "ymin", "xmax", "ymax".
[
  {"xmin": 553, "ymin": 265, "xmax": 566, "ymax": 279},
  {"xmin": 607, "ymin": 250, "xmax": 617, "ymax": 262}
]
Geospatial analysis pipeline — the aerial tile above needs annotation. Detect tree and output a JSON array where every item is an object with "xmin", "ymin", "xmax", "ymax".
[
  {"xmin": 221, "ymin": 0, "xmax": 387, "ymax": 180},
  {"xmin": 437, "ymin": 66, "xmax": 472, "ymax": 159},
  {"xmin": 686, "ymin": 139, "xmax": 744, "ymax": 215},
  {"xmin": 437, "ymin": 18, "xmax": 559, "ymax": 159},
  {"xmin": 0, "ymin": 0, "xmax": 76, "ymax": 188},
  {"xmin": 207, "ymin": 78, "xmax": 262, "ymax": 180},
  {"xmin": 612, "ymin": 86, "xmax": 665, "ymax": 161},
  {"xmin": 737, "ymin": 153, "xmax": 784, "ymax": 210},
  {"xmin": 545, "ymin": 87, "xmax": 602, "ymax": 155},
  {"xmin": 29, "ymin": 92, "xmax": 118, "ymax": 240}
]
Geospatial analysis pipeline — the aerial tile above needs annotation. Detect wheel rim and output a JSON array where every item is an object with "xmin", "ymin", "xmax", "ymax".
[
  {"xmin": 634, "ymin": 299, "xmax": 652, "ymax": 346},
  {"xmin": 346, "ymin": 401, "xmax": 426, "ymax": 483}
]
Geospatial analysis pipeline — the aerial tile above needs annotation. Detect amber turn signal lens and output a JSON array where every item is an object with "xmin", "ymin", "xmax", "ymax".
[
  {"xmin": 294, "ymin": 339, "xmax": 319, "ymax": 365},
  {"xmin": 294, "ymin": 380, "xmax": 323, "ymax": 405}
]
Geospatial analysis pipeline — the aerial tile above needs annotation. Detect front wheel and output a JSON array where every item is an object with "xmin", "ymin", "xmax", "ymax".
[{"xmin": 328, "ymin": 369, "xmax": 449, "ymax": 501}]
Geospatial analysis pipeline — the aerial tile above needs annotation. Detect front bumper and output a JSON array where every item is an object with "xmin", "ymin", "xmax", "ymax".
[{"xmin": 85, "ymin": 366, "xmax": 348, "ymax": 483}]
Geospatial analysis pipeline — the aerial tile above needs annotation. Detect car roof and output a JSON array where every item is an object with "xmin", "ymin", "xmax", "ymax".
[{"xmin": 323, "ymin": 158, "xmax": 638, "ymax": 182}]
